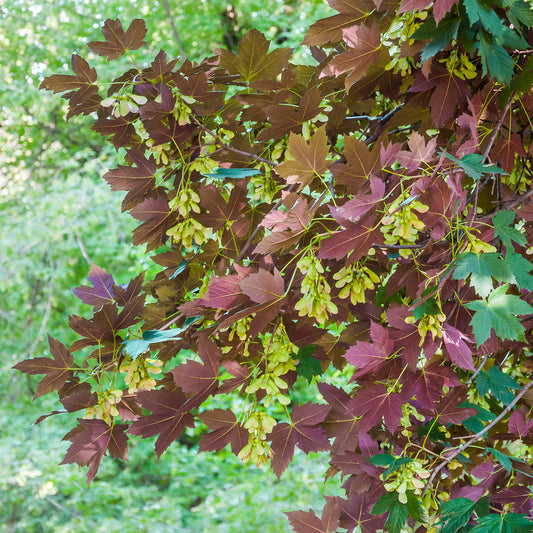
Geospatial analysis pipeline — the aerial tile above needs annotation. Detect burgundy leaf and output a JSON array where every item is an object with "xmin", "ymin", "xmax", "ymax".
[
  {"xmin": 508, "ymin": 409, "xmax": 533, "ymax": 438},
  {"xmin": 338, "ymin": 490, "xmax": 387, "ymax": 533},
  {"xmin": 171, "ymin": 335, "xmax": 221, "ymax": 394},
  {"xmin": 239, "ymin": 268, "xmax": 284, "ymax": 304},
  {"xmin": 330, "ymin": 136, "xmax": 381, "ymax": 194},
  {"xmin": 40, "ymin": 53, "xmax": 97, "ymax": 94},
  {"xmin": 330, "ymin": 177, "xmax": 384, "ymax": 224},
  {"xmin": 219, "ymin": 361, "xmax": 250, "ymax": 394},
  {"xmin": 130, "ymin": 193, "xmax": 175, "ymax": 250},
  {"xmin": 442, "ymin": 324, "xmax": 475, "ymax": 371},
  {"xmin": 318, "ymin": 214, "xmax": 384, "ymax": 263},
  {"xmin": 286, "ymin": 497, "xmax": 341, "ymax": 533},
  {"xmin": 321, "ymin": 22, "xmax": 382, "ymax": 90},
  {"xmin": 13, "ymin": 336, "xmax": 74, "ymax": 398},
  {"xmin": 68, "ymin": 304, "xmax": 118, "ymax": 351},
  {"xmin": 403, "ymin": 363, "xmax": 460, "ymax": 408},
  {"xmin": 103, "ymin": 150, "xmax": 157, "ymax": 210},
  {"xmin": 434, "ymin": 388, "xmax": 476, "ymax": 424},
  {"xmin": 72, "ymin": 263, "xmax": 115, "ymax": 307},
  {"xmin": 204, "ymin": 273, "xmax": 249, "ymax": 310},
  {"xmin": 88, "ymin": 18, "xmax": 147, "ymax": 60},
  {"xmin": 270, "ymin": 403, "xmax": 330, "ymax": 478},
  {"xmin": 61, "ymin": 419, "xmax": 128, "ymax": 484},
  {"xmin": 198, "ymin": 408, "xmax": 248, "ymax": 455},
  {"xmin": 303, "ymin": 0, "xmax": 373, "ymax": 46},
  {"xmin": 491, "ymin": 486, "xmax": 533, "ymax": 514},
  {"xmin": 128, "ymin": 388, "xmax": 197, "ymax": 457},
  {"xmin": 318, "ymin": 383, "xmax": 361, "ymax": 453},
  {"xmin": 276, "ymin": 127, "xmax": 330, "ymax": 189},
  {"xmin": 195, "ymin": 182, "xmax": 247, "ymax": 231},
  {"xmin": 343, "ymin": 321, "xmax": 394, "ymax": 379},
  {"xmin": 348, "ymin": 384, "xmax": 404, "ymax": 433}
]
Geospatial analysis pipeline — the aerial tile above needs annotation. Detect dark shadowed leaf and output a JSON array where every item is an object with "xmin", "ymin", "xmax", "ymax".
[
  {"xmin": 219, "ymin": 29, "xmax": 292, "ymax": 82},
  {"xmin": 103, "ymin": 150, "xmax": 157, "ymax": 210}
]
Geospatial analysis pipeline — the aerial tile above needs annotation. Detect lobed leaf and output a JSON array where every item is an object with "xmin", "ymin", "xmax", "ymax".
[{"xmin": 88, "ymin": 18, "xmax": 147, "ymax": 60}]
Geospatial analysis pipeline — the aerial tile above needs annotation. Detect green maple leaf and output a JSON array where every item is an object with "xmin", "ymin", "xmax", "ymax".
[
  {"xmin": 493, "ymin": 210, "xmax": 527, "ymax": 249},
  {"xmin": 122, "ymin": 329, "xmax": 181, "ymax": 359},
  {"xmin": 506, "ymin": 253, "xmax": 533, "ymax": 290},
  {"xmin": 443, "ymin": 151, "xmax": 506, "ymax": 181},
  {"xmin": 411, "ymin": 14, "xmax": 461, "ymax": 63},
  {"xmin": 461, "ymin": 401, "xmax": 496, "ymax": 433},
  {"xmin": 452, "ymin": 252, "xmax": 513, "ymax": 298},
  {"xmin": 470, "ymin": 512, "xmax": 533, "ymax": 533},
  {"xmin": 465, "ymin": 284, "xmax": 533, "ymax": 346},
  {"xmin": 508, "ymin": 1, "xmax": 533, "ymax": 30},
  {"xmin": 205, "ymin": 168, "xmax": 261, "ymax": 180},
  {"xmin": 463, "ymin": 0, "xmax": 504, "ymax": 36},
  {"xmin": 476, "ymin": 366, "xmax": 520, "ymax": 403},
  {"xmin": 386, "ymin": 503, "xmax": 409, "ymax": 533},
  {"xmin": 478, "ymin": 31, "xmax": 515, "ymax": 84},
  {"xmin": 405, "ymin": 492, "xmax": 424, "ymax": 522},
  {"xmin": 366, "ymin": 453, "xmax": 395, "ymax": 468},
  {"xmin": 438, "ymin": 498, "xmax": 477, "ymax": 533},
  {"xmin": 486, "ymin": 447, "xmax": 514, "ymax": 473},
  {"xmin": 412, "ymin": 295, "xmax": 440, "ymax": 320},
  {"xmin": 371, "ymin": 492, "xmax": 410, "ymax": 533},
  {"xmin": 295, "ymin": 345, "xmax": 322, "ymax": 383}
]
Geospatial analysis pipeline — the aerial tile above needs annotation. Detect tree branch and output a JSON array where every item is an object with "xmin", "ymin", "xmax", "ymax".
[
  {"xmin": 75, "ymin": 232, "xmax": 91, "ymax": 264},
  {"xmin": 482, "ymin": 95, "xmax": 514, "ymax": 164},
  {"xmin": 424, "ymin": 379, "xmax": 533, "ymax": 493},
  {"xmin": 160, "ymin": 0, "xmax": 188, "ymax": 60},
  {"xmin": 22, "ymin": 261, "xmax": 56, "ymax": 360}
]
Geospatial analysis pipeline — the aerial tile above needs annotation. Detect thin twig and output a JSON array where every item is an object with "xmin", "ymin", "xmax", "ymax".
[
  {"xmin": 161, "ymin": 0, "xmax": 187, "ymax": 60},
  {"xmin": 45, "ymin": 496, "xmax": 79, "ymax": 517},
  {"xmin": 468, "ymin": 95, "xmax": 514, "ymax": 222},
  {"xmin": 467, "ymin": 353, "xmax": 490, "ymax": 385},
  {"xmin": 481, "ymin": 96, "xmax": 514, "ymax": 164},
  {"xmin": 159, "ymin": 312, "xmax": 184, "ymax": 331},
  {"xmin": 75, "ymin": 232, "xmax": 91, "ymax": 264},
  {"xmin": 22, "ymin": 263, "xmax": 56, "ymax": 359},
  {"xmin": 424, "ymin": 379, "xmax": 533, "ymax": 494}
]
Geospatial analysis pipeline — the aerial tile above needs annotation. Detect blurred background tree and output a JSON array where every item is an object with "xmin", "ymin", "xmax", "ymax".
[{"xmin": 0, "ymin": 1, "xmax": 341, "ymax": 531}]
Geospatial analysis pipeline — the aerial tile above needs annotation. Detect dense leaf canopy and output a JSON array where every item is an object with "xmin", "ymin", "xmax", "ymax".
[{"xmin": 15, "ymin": 1, "xmax": 533, "ymax": 531}]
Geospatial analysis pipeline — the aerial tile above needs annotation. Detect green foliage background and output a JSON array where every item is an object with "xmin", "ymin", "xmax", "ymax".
[{"xmin": 0, "ymin": 1, "xmax": 339, "ymax": 531}]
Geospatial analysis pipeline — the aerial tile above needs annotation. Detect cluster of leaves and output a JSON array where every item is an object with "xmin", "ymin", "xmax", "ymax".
[{"xmin": 15, "ymin": 1, "xmax": 533, "ymax": 530}]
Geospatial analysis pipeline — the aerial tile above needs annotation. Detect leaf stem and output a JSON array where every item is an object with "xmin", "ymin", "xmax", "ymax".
[{"xmin": 423, "ymin": 378, "xmax": 533, "ymax": 494}]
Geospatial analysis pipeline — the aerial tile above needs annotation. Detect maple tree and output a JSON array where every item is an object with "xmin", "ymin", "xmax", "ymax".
[{"xmin": 15, "ymin": 1, "xmax": 533, "ymax": 530}]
